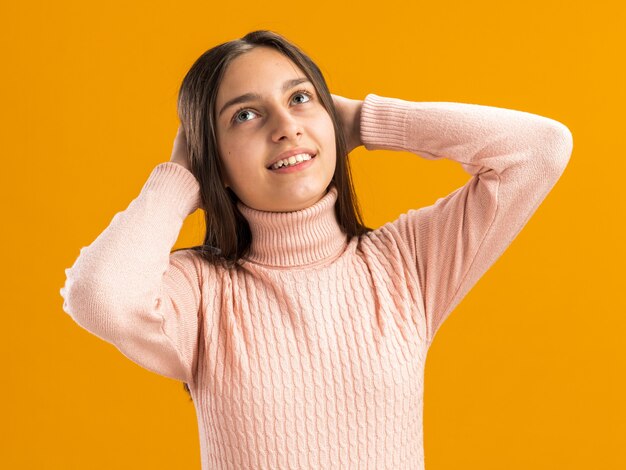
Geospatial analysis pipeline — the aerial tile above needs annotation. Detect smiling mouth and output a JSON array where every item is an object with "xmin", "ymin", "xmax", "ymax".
[{"xmin": 267, "ymin": 153, "xmax": 317, "ymax": 170}]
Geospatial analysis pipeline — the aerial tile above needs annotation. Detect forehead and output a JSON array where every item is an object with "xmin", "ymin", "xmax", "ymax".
[{"xmin": 217, "ymin": 47, "xmax": 306, "ymax": 99}]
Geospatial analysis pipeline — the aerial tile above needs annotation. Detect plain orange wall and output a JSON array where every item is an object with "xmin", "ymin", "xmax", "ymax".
[{"xmin": 2, "ymin": 0, "xmax": 624, "ymax": 468}]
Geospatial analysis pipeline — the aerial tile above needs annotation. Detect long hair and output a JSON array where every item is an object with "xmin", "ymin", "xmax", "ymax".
[{"xmin": 172, "ymin": 30, "xmax": 373, "ymax": 399}]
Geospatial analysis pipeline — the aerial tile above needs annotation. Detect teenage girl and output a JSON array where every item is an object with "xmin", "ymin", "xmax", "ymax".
[{"xmin": 61, "ymin": 29, "xmax": 573, "ymax": 470}]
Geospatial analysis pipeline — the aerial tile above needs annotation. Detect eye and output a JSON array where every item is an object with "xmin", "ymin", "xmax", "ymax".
[
  {"xmin": 291, "ymin": 89, "xmax": 313, "ymax": 104},
  {"xmin": 232, "ymin": 108, "xmax": 258, "ymax": 124}
]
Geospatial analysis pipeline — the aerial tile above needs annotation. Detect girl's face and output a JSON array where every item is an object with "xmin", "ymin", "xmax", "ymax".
[{"xmin": 214, "ymin": 46, "xmax": 337, "ymax": 212}]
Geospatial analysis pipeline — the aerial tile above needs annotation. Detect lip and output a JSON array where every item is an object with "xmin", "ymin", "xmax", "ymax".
[{"xmin": 266, "ymin": 147, "xmax": 317, "ymax": 169}]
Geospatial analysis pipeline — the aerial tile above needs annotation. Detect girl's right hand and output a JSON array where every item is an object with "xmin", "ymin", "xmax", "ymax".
[
  {"xmin": 169, "ymin": 125, "xmax": 191, "ymax": 171},
  {"xmin": 330, "ymin": 94, "xmax": 363, "ymax": 154}
]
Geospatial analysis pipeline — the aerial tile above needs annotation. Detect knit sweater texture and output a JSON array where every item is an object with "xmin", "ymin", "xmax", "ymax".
[{"xmin": 60, "ymin": 93, "xmax": 573, "ymax": 469}]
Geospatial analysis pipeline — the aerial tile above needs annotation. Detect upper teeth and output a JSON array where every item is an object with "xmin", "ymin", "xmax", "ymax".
[{"xmin": 270, "ymin": 153, "xmax": 313, "ymax": 170}]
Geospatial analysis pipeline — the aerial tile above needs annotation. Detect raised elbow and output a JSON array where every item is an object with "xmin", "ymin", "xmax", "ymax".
[
  {"xmin": 537, "ymin": 118, "xmax": 574, "ymax": 173},
  {"xmin": 60, "ymin": 273, "xmax": 122, "ymax": 342}
]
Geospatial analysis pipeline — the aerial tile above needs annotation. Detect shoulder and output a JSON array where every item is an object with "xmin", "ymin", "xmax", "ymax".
[{"xmin": 169, "ymin": 248, "xmax": 227, "ymax": 284}]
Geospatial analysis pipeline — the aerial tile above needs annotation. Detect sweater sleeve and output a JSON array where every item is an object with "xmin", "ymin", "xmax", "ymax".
[
  {"xmin": 59, "ymin": 162, "xmax": 205, "ymax": 385},
  {"xmin": 359, "ymin": 93, "xmax": 573, "ymax": 347}
]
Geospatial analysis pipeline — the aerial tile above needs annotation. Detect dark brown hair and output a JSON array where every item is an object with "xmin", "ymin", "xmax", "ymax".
[{"xmin": 172, "ymin": 30, "xmax": 373, "ymax": 400}]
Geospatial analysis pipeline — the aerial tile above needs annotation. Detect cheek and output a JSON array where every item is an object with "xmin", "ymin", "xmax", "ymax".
[
  {"xmin": 220, "ymin": 151, "xmax": 239, "ymax": 179},
  {"xmin": 313, "ymin": 112, "xmax": 335, "ymax": 145},
  {"xmin": 323, "ymin": 117, "xmax": 337, "ymax": 151},
  {"xmin": 217, "ymin": 134, "xmax": 241, "ymax": 168}
]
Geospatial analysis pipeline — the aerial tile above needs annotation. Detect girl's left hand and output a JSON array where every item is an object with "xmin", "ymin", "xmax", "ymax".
[{"xmin": 331, "ymin": 94, "xmax": 363, "ymax": 154}]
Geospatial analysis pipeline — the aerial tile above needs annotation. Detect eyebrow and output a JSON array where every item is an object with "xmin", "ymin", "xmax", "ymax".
[{"xmin": 218, "ymin": 77, "xmax": 312, "ymax": 118}]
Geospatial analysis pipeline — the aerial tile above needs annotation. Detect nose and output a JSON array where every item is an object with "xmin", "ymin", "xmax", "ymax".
[{"xmin": 270, "ymin": 107, "xmax": 303, "ymax": 143}]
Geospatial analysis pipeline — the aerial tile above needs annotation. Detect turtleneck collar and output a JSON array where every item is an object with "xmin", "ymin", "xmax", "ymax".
[{"xmin": 236, "ymin": 184, "xmax": 348, "ymax": 268}]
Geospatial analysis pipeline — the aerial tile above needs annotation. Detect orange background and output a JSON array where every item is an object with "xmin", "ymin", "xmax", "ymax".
[{"xmin": 2, "ymin": 0, "xmax": 624, "ymax": 468}]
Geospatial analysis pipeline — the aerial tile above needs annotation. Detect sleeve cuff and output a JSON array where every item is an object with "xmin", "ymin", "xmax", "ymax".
[
  {"xmin": 360, "ymin": 93, "xmax": 411, "ymax": 151},
  {"xmin": 140, "ymin": 162, "xmax": 202, "ymax": 217}
]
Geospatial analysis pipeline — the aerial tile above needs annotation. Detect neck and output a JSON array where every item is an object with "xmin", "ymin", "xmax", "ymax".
[{"xmin": 236, "ymin": 185, "xmax": 348, "ymax": 267}]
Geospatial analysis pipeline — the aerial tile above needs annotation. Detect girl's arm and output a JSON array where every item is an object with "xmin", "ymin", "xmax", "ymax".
[
  {"xmin": 359, "ymin": 93, "xmax": 573, "ymax": 346},
  {"xmin": 60, "ymin": 162, "xmax": 206, "ymax": 385}
]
